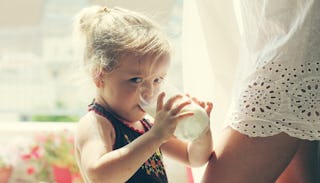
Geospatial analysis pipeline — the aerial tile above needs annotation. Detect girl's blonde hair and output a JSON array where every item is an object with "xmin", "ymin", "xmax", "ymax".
[{"xmin": 73, "ymin": 5, "xmax": 171, "ymax": 77}]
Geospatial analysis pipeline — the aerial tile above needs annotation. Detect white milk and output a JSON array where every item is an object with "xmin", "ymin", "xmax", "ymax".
[
  {"xmin": 174, "ymin": 99, "xmax": 209, "ymax": 141},
  {"xmin": 139, "ymin": 83, "xmax": 209, "ymax": 141}
]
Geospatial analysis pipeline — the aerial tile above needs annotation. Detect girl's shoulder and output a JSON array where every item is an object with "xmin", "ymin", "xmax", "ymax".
[
  {"xmin": 78, "ymin": 111, "xmax": 114, "ymax": 129},
  {"xmin": 75, "ymin": 111, "xmax": 116, "ymax": 149}
]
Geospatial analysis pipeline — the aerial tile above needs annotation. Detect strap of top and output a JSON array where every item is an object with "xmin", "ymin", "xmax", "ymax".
[{"xmin": 88, "ymin": 101, "xmax": 151, "ymax": 133}]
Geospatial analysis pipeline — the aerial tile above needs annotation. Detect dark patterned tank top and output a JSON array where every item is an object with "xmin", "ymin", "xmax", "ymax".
[{"xmin": 89, "ymin": 102, "xmax": 168, "ymax": 183}]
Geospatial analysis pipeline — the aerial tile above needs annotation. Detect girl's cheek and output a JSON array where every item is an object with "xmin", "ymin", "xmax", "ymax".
[{"xmin": 126, "ymin": 85, "xmax": 140, "ymax": 96}]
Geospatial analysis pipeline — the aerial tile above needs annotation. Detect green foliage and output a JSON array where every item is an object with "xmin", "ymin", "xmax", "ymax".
[
  {"xmin": 0, "ymin": 156, "xmax": 8, "ymax": 168},
  {"xmin": 31, "ymin": 115, "xmax": 79, "ymax": 122},
  {"xmin": 43, "ymin": 133, "xmax": 76, "ymax": 170}
]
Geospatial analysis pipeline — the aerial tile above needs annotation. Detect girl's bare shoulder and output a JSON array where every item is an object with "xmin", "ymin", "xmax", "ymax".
[{"xmin": 75, "ymin": 111, "xmax": 116, "ymax": 149}]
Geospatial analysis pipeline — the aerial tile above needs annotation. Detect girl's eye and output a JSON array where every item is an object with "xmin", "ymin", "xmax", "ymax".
[
  {"xmin": 130, "ymin": 77, "xmax": 143, "ymax": 84},
  {"xmin": 154, "ymin": 77, "xmax": 164, "ymax": 84}
]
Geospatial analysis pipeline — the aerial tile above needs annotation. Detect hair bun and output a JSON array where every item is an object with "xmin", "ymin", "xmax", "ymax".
[{"xmin": 73, "ymin": 5, "xmax": 106, "ymax": 37}]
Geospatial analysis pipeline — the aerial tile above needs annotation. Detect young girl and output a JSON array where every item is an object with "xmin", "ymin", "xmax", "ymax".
[{"xmin": 73, "ymin": 5, "xmax": 213, "ymax": 183}]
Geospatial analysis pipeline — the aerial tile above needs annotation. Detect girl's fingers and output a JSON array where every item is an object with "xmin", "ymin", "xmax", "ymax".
[
  {"xmin": 199, "ymin": 101, "xmax": 206, "ymax": 108},
  {"xmin": 175, "ymin": 111, "xmax": 194, "ymax": 120},
  {"xmin": 170, "ymin": 100, "xmax": 191, "ymax": 115},
  {"xmin": 164, "ymin": 94, "xmax": 183, "ymax": 111},
  {"xmin": 191, "ymin": 97, "xmax": 198, "ymax": 103},
  {"xmin": 156, "ymin": 92, "xmax": 166, "ymax": 112},
  {"xmin": 189, "ymin": 96, "xmax": 206, "ymax": 108},
  {"xmin": 206, "ymin": 102, "xmax": 213, "ymax": 116}
]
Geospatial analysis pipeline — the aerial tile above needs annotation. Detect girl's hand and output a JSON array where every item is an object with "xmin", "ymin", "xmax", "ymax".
[
  {"xmin": 150, "ymin": 92, "xmax": 194, "ymax": 142},
  {"xmin": 186, "ymin": 94, "xmax": 213, "ymax": 117}
]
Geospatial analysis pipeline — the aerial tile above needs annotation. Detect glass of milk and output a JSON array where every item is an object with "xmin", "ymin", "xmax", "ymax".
[{"xmin": 139, "ymin": 81, "xmax": 209, "ymax": 141}]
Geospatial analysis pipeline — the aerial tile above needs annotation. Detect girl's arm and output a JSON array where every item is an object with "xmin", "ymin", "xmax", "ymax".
[
  {"xmin": 76, "ymin": 113, "xmax": 165, "ymax": 183},
  {"xmin": 188, "ymin": 100, "xmax": 213, "ymax": 166},
  {"xmin": 187, "ymin": 126, "xmax": 213, "ymax": 166},
  {"xmin": 161, "ymin": 101, "xmax": 213, "ymax": 167},
  {"xmin": 161, "ymin": 127, "xmax": 213, "ymax": 167}
]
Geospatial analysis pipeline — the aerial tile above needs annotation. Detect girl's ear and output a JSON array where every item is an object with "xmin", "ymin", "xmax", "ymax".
[{"xmin": 93, "ymin": 70, "xmax": 105, "ymax": 88}]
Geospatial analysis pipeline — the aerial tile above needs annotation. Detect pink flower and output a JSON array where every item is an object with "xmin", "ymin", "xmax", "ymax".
[
  {"xmin": 27, "ymin": 166, "xmax": 35, "ymax": 175},
  {"xmin": 67, "ymin": 136, "xmax": 74, "ymax": 144},
  {"xmin": 21, "ymin": 154, "xmax": 32, "ymax": 160},
  {"xmin": 72, "ymin": 173, "xmax": 82, "ymax": 181},
  {"xmin": 35, "ymin": 134, "xmax": 48, "ymax": 143},
  {"xmin": 30, "ymin": 145, "xmax": 41, "ymax": 159}
]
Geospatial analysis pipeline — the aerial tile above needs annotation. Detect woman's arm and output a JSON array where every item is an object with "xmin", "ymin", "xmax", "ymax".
[{"xmin": 201, "ymin": 127, "xmax": 301, "ymax": 183}]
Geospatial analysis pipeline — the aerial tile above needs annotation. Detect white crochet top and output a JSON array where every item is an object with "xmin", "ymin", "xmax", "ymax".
[{"xmin": 228, "ymin": 0, "xmax": 320, "ymax": 140}]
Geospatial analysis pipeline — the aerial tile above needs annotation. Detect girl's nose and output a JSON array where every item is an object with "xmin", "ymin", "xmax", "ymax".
[{"xmin": 140, "ymin": 81, "xmax": 154, "ymax": 100}]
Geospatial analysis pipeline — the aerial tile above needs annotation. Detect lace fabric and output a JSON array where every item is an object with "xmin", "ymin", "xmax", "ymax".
[
  {"xmin": 228, "ymin": 0, "xmax": 320, "ymax": 140},
  {"xmin": 230, "ymin": 62, "xmax": 320, "ymax": 140}
]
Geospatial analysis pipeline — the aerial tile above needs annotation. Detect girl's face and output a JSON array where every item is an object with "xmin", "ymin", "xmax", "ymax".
[{"xmin": 100, "ymin": 54, "xmax": 170, "ymax": 122}]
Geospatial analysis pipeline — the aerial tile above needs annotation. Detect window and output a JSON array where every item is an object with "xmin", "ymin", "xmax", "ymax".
[{"xmin": 0, "ymin": 0, "xmax": 183, "ymax": 123}]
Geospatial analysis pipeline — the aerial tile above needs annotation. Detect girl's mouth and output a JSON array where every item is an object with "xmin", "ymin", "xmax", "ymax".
[{"xmin": 138, "ymin": 105, "xmax": 145, "ymax": 112}]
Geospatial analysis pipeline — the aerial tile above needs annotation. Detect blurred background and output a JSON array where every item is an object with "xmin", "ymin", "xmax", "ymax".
[{"xmin": 0, "ymin": 0, "xmax": 183, "ymax": 122}]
